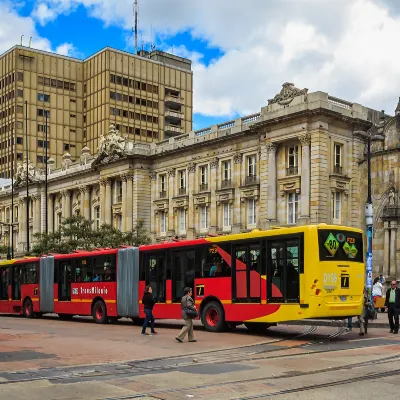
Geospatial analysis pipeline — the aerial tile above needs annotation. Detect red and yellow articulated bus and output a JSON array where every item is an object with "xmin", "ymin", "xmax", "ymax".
[{"xmin": 0, "ymin": 224, "xmax": 365, "ymax": 332}]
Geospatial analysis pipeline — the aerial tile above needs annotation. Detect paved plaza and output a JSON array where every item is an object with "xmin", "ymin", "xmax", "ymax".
[{"xmin": 0, "ymin": 313, "xmax": 398, "ymax": 399}]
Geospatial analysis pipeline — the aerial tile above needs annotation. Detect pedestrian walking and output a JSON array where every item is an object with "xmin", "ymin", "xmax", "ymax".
[
  {"xmin": 358, "ymin": 288, "xmax": 369, "ymax": 336},
  {"xmin": 175, "ymin": 287, "xmax": 198, "ymax": 343},
  {"xmin": 141, "ymin": 285, "xmax": 157, "ymax": 335},
  {"xmin": 385, "ymin": 280, "xmax": 400, "ymax": 334}
]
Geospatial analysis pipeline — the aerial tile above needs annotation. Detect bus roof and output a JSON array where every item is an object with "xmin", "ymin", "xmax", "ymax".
[{"xmin": 140, "ymin": 224, "xmax": 363, "ymax": 251}]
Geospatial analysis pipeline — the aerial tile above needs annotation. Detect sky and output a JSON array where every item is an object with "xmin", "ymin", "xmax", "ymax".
[{"xmin": 1, "ymin": 0, "xmax": 400, "ymax": 130}]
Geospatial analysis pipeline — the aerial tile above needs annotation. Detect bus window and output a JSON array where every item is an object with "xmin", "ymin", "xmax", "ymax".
[
  {"xmin": 233, "ymin": 243, "xmax": 261, "ymax": 302},
  {"xmin": 58, "ymin": 261, "xmax": 72, "ymax": 301},
  {"xmin": 195, "ymin": 245, "xmax": 220, "ymax": 277},
  {"xmin": 74, "ymin": 259, "xmax": 91, "ymax": 282},
  {"xmin": 92, "ymin": 255, "xmax": 116, "ymax": 282},
  {"xmin": 12, "ymin": 266, "xmax": 22, "ymax": 300},
  {"xmin": 0, "ymin": 268, "xmax": 9, "ymax": 300},
  {"xmin": 171, "ymin": 249, "xmax": 195, "ymax": 302},
  {"xmin": 268, "ymin": 239, "xmax": 300, "ymax": 303},
  {"xmin": 22, "ymin": 262, "xmax": 38, "ymax": 284},
  {"xmin": 146, "ymin": 253, "xmax": 166, "ymax": 303}
]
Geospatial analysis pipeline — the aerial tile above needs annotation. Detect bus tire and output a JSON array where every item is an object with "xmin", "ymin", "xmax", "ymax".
[
  {"xmin": 93, "ymin": 300, "xmax": 108, "ymax": 324},
  {"xmin": 202, "ymin": 301, "xmax": 226, "ymax": 332},
  {"xmin": 244, "ymin": 322, "xmax": 271, "ymax": 334},
  {"xmin": 23, "ymin": 299, "xmax": 33, "ymax": 319}
]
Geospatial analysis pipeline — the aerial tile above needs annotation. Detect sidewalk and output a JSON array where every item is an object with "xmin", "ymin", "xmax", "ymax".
[{"xmin": 283, "ymin": 312, "xmax": 390, "ymax": 329}]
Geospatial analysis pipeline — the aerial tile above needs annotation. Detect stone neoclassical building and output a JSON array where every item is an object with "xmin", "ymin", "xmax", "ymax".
[{"xmin": 0, "ymin": 83, "xmax": 399, "ymax": 281}]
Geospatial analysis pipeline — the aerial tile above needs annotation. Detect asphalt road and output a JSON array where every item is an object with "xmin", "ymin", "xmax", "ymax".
[{"xmin": 0, "ymin": 314, "xmax": 399, "ymax": 399}]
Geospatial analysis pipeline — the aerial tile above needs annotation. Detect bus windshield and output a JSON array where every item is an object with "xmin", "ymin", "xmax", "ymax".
[{"xmin": 318, "ymin": 229, "xmax": 363, "ymax": 262}]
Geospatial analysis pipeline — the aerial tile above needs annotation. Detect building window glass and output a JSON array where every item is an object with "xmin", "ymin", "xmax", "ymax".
[
  {"xmin": 248, "ymin": 199, "xmax": 256, "ymax": 226},
  {"xmin": 200, "ymin": 166, "xmax": 208, "ymax": 185},
  {"xmin": 179, "ymin": 208, "xmax": 186, "ymax": 233},
  {"xmin": 94, "ymin": 207, "xmax": 100, "ymax": 230},
  {"xmin": 116, "ymin": 180, "xmax": 123, "ymax": 203},
  {"xmin": 334, "ymin": 144, "xmax": 342, "ymax": 167},
  {"xmin": 287, "ymin": 192, "xmax": 299, "ymax": 224},
  {"xmin": 160, "ymin": 211, "xmax": 166, "ymax": 234},
  {"xmin": 201, "ymin": 206, "xmax": 208, "ymax": 230},
  {"xmin": 248, "ymin": 156, "xmax": 256, "ymax": 176},
  {"xmin": 179, "ymin": 170, "xmax": 186, "ymax": 189},
  {"xmin": 288, "ymin": 145, "xmax": 298, "ymax": 168},
  {"xmin": 160, "ymin": 174, "xmax": 166, "ymax": 192},
  {"xmin": 333, "ymin": 191, "xmax": 341, "ymax": 222},
  {"xmin": 223, "ymin": 161, "xmax": 231, "ymax": 181},
  {"xmin": 223, "ymin": 203, "xmax": 232, "ymax": 229}
]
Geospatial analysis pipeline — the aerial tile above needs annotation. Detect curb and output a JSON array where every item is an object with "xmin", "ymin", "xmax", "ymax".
[{"xmin": 281, "ymin": 319, "xmax": 390, "ymax": 329}]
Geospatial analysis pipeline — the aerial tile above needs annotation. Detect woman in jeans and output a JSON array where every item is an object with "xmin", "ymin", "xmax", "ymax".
[
  {"xmin": 175, "ymin": 287, "xmax": 197, "ymax": 343},
  {"xmin": 142, "ymin": 285, "xmax": 157, "ymax": 335}
]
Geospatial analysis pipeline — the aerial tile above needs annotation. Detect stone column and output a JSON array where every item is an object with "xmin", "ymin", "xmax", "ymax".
[
  {"xmin": 126, "ymin": 174, "xmax": 133, "ymax": 231},
  {"xmin": 121, "ymin": 174, "xmax": 128, "ymax": 232},
  {"xmin": 384, "ymin": 221, "xmax": 390, "ymax": 277},
  {"xmin": 167, "ymin": 168, "xmax": 175, "ymax": 236},
  {"xmin": 99, "ymin": 178, "xmax": 107, "ymax": 224},
  {"xmin": 267, "ymin": 142, "xmax": 278, "ymax": 221},
  {"xmin": 18, "ymin": 198, "xmax": 25, "ymax": 251},
  {"xmin": 40, "ymin": 187, "xmax": 46, "ymax": 233},
  {"xmin": 62, "ymin": 190, "xmax": 71, "ymax": 220},
  {"xmin": 187, "ymin": 162, "xmax": 196, "ymax": 239},
  {"xmin": 233, "ymin": 152, "xmax": 243, "ymax": 233},
  {"xmin": 149, "ymin": 172, "xmax": 157, "ymax": 236},
  {"xmin": 105, "ymin": 179, "xmax": 112, "ymax": 225},
  {"xmin": 299, "ymin": 133, "xmax": 311, "ymax": 219},
  {"xmin": 209, "ymin": 158, "xmax": 218, "ymax": 234},
  {"xmin": 48, "ymin": 195, "xmax": 54, "ymax": 233},
  {"xmin": 390, "ymin": 222, "xmax": 397, "ymax": 278},
  {"xmin": 34, "ymin": 195, "xmax": 41, "ymax": 235}
]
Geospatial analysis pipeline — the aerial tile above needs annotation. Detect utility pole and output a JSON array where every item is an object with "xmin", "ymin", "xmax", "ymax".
[
  {"xmin": 25, "ymin": 100, "xmax": 30, "ymax": 253},
  {"xmin": 10, "ymin": 128, "xmax": 14, "ymax": 259},
  {"xmin": 45, "ymin": 113, "xmax": 48, "ymax": 234}
]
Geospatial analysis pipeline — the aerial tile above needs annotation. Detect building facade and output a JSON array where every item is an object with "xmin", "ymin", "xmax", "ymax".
[
  {"xmin": 1, "ymin": 83, "xmax": 399, "ymax": 281},
  {"xmin": 0, "ymin": 46, "xmax": 193, "ymax": 178}
]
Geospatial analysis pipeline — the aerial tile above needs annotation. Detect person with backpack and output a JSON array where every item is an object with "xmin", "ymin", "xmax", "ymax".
[
  {"xmin": 175, "ymin": 287, "xmax": 197, "ymax": 343},
  {"xmin": 141, "ymin": 285, "xmax": 157, "ymax": 335}
]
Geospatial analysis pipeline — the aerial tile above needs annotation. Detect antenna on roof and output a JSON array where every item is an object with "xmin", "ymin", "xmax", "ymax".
[
  {"xmin": 134, "ymin": 0, "xmax": 139, "ymax": 54},
  {"xmin": 150, "ymin": 24, "xmax": 155, "ymax": 52},
  {"xmin": 29, "ymin": 37, "xmax": 32, "ymax": 48},
  {"xmin": 20, "ymin": 35, "xmax": 24, "ymax": 46}
]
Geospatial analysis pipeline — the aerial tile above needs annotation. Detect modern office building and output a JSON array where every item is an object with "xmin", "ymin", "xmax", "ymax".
[{"xmin": 0, "ymin": 45, "xmax": 193, "ymax": 178}]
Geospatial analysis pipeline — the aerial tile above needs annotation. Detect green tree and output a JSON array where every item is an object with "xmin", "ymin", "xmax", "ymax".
[{"xmin": 30, "ymin": 215, "xmax": 150, "ymax": 256}]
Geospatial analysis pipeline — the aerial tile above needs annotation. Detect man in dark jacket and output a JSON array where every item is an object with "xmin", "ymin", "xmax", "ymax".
[{"xmin": 385, "ymin": 280, "xmax": 400, "ymax": 334}]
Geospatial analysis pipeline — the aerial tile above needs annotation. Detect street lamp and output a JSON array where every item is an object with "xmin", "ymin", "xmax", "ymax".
[
  {"xmin": 354, "ymin": 122, "xmax": 385, "ymax": 299},
  {"xmin": 0, "ymin": 221, "xmax": 13, "ymax": 260}
]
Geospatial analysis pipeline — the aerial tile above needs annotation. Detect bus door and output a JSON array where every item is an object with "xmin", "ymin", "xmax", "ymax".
[
  {"xmin": 171, "ymin": 249, "xmax": 195, "ymax": 302},
  {"xmin": 267, "ymin": 237, "xmax": 301, "ymax": 303},
  {"xmin": 11, "ymin": 265, "xmax": 22, "ymax": 300},
  {"xmin": 145, "ymin": 252, "xmax": 167, "ymax": 303},
  {"xmin": 232, "ymin": 242, "xmax": 262, "ymax": 303},
  {"xmin": 58, "ymin": 261, "xmax": 72, "ymax": 301}
]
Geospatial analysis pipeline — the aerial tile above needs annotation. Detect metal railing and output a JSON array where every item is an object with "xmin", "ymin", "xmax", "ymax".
[
  {"xmin": 221, "ymin": 179, "xmax": 233, "ymax": 189},
  {"xmin": 199, "ymin": 184, "xmax": 209, "ymax": 192},
  {"xmin": 245, "ymin": 175, "xmax": 258, "ymax": 185},
  {"xmin": 286, "ymin": 166, "xmax": 298, "ymax": 176},
  {"xmin": 333, "ymin": 165, "xmax": 343, "ymax": 175}
]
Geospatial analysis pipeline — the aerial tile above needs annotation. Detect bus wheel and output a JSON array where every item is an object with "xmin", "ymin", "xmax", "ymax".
[
  {"xmin": 202, "ymin": 302, "xmax": 225, "ymax": 332},
  {"xmin": 93, "ymin": 300, "xmax": 108, "ymax": 324},
  {"xmin": 23, "ymin": 299, "xmax": 33, "ymax": 319},
  {"xmin": 244, "ymin": 322, "xmax": 271, "ymax": 334}
]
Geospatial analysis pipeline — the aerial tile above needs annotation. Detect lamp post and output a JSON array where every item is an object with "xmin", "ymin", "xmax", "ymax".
[
  {"xmin": 25, "ymin": 100, "xmax": 30, "ymax": 253},
  {"xmin": 45, "ymin": 113, "xmax": 48, "ymax": 234},
  {"xmin": 11, "ymin": 128, "xmax": 14, "ymax": 259},
  {"xmin": 354, "ymin": 124, "xmax": 385, "ymax": 298}
]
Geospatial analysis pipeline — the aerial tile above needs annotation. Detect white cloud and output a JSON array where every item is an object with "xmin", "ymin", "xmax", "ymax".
[
  {"xmin": 31, "ymin": 0, "xmax": 400, "ymax": 117},
  {"xmin": 0, "ymin": 2, "xmax": 76, "ymax": 58}
]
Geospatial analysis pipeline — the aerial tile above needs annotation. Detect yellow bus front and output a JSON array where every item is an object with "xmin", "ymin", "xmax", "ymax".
[{"xmin": 307, "ymin": 226, "xmax": 365, "ymax": 319}]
